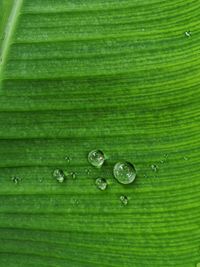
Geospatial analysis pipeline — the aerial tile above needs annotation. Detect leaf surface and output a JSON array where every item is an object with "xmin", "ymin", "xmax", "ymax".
[{"xmin": 0, "ymin": 1, "xmax": 199, "ymax": 266}]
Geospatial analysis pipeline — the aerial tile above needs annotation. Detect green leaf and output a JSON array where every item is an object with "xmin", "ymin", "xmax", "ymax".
[{"xmin": 0, "ymin": 0, "xmax": 199, "ymax": 266}]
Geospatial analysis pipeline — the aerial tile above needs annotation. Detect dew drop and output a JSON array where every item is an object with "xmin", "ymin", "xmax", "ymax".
[
  {"xmin": 185, "ymin": 31, "xmax": 191, "ymax": 37},
  {"xmin": 151, "ymin": 164, "xmax": 158, "ymax": 172},
  {"xmin": 64, "ymin": 156, "xmax": 70, "ymax": 163},
  {"xmin": 120, "ymin": 195, "xmax": 128, "ymax": 206},
  {"xmin": 88, "ymin": 149, "xmax": 105, "ymax": 168},
  {"xmin": 52, "ymin": 169, "xmax": 65, "ymax": 183},
  {"xmin": 71, "ymin": 172, "xmax": 76, "ymax": 179},
  {"xmin": 11, "ymin": 176, "xmax": 21, "ymax": 184},
  {"xmin": 85, "ymin": 168, "xmax": 91, "ymax": 175},
  {"xmin": 113, "ymin": 161, "xmax": 136, "ymax": 184},
  {"xmin": 70, "ymin": 197, "xmax": 79, "ymax": 206},
  {"xmin": 95, "ymin": 178, "xmax": 107, "ymax": 191},
  {"xmin": 183, "ymin": 156, "xmax": 188, "ymax": 161}
]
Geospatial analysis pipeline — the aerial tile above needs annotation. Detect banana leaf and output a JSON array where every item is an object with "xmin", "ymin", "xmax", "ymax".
[{"xmin": 0, "ymin": 0, "xmax": 199, "ymax": 266}]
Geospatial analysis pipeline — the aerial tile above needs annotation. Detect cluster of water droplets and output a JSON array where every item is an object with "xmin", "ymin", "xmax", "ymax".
[
  {"xmin": 88, "ymin": 149, "xmax": 108, "ymax": 190},
  {"xmin": 51, "ymin": 154, "xmax": 78, "ymax": 183},
  {"xmin": 120, "ymin": 195, "xmax": 128, "ymax": 206},
  {"xmin": 10, "ymin": 148, "xmax": 180, "ymax": 207},
  {"xmin": 87, "ymin": 149, "xmax": 137, "ymax": 205}
]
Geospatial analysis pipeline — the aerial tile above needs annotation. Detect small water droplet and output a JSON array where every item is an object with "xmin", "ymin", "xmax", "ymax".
[
  {"xmin": 38, "ymin": 178, "xmax": 43, "ymax": 183},
  {"xmin": 52, "ymin": 169, "xmax": 65, "ymax": 183},
  {"xmin": 85, "ymin": 168, "xmax": 91, "ymax": 175},
  {"xmin": 143, "ymin": 174, "xmax": 148, "ymax": 178},
  {"xmin": 70, "ymin": 197, "xmax": 79, "ymax": 206},
  {"xmin": 185, "ymin": 31, "xmax": 191, "ymax": 37},
  {"xmin": 113, "ymin": 162, "xmax": 136, "ymax": 184},
  {"xmin": 164, "ymin": 154, "xmax": 168, "ymax": 158},
  {"xmin": 11, "ymin": 176, "xmax": 21, "ymax": 184},
  {"xmin": 160, "ymin": 160, "xmax": 164, "ymax": 164},
  {"xmin": 88, "ymin": 149, "xmax": 105, "ymax": 168},
  {"xmin": 71, "ymin": 172, "xmax": 76, "ymax": 179},
  {"xmin": 183, "ymin": 156, "xmax": 188, "ymax": 161},
  {"xmin": 151, "ymin": 164, "xmax": 158, "ymax": 172},
  {"xmin": 120, "ymin": 195, "xmax": 128, "ymax": 206},
  {"xmin": 64, "ymin": 156, "xmax": 70, "ymax": 163},
  {"xmin": 95, "ymin": 178, "xmax": 107, "ymax": 191}
]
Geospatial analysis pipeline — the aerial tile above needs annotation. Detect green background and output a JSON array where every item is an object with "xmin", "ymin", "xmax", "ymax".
[{"xmin": 0, "ymin": 0, "xmax": 199, "ymax": 266}]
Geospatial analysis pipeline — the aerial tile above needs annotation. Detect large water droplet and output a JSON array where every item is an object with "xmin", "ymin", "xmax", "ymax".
[
  {"xmin": 88, "ymin": 150, "xmax": 105, "ymax": 168},
  {"xmin": 95, "ymin": 178, "xmax": 107, "ymax": 191},
  {"xmin": 11, "ymin": 176, "xmax": 21, "ymax": 184},
  {"xmin": 113, "ymin": 162, "xmax": 136, "ymax": 184},
  {"xmin": 120, "ymin": 195, "xmax": 128, "ymax": 206},
  {"xmin": 52, "ymin": 169, "xmax": 65, "ymax": 183}
]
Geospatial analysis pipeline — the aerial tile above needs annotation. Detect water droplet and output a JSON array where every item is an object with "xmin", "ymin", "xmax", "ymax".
[
  {"xmin": 52, "ymin": 169, "xmax": 65, "ymax": 183},
  {"xmin": 70, "ymin": 197, "xmax": 79, "ymax": 206},
  {"xmin": 113, "ymin": 162, "xmax": 136, "ymax": 184},
  {"xmin": 164, "ymin": 154, "xmax": 168, "ymax": 158},
  {"xmin": 160, "ymin": 160, "xmax": 164, "ymax": 164},
  {"xmin": 185, "ymin": 31, "xmax": 191, "ymax": 37},
  {"xmin": 120, "ymin": 195, "xmax": 128, "ymax": 206},
  {"xmin": 88, "ymin": 150, "xmax": 105, "ymax": 168},
  {"xmin": 85, "ymin": 168, "xmax": 91, "ymax": 175},
  {"xmin": 151, "ymin": 164, "xmax": 158, "ymax": 172},
  {"xmin": 11, "ymin": 176, "xmax": 21, "ymax": 184},
  {"xmin": 64, "ymin": 156, "xmax": 70, "ymax": 163},
  {"xmin": 95, "ymin": 178, "xmax": 107, "ymax": 191},
  {"xmin": 183, "ymin": 156, "xmax": 188, "ymax": 161},
  {"xmin": 71, "ymin": 172, "xmax": 76, "ymax": 179}
]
